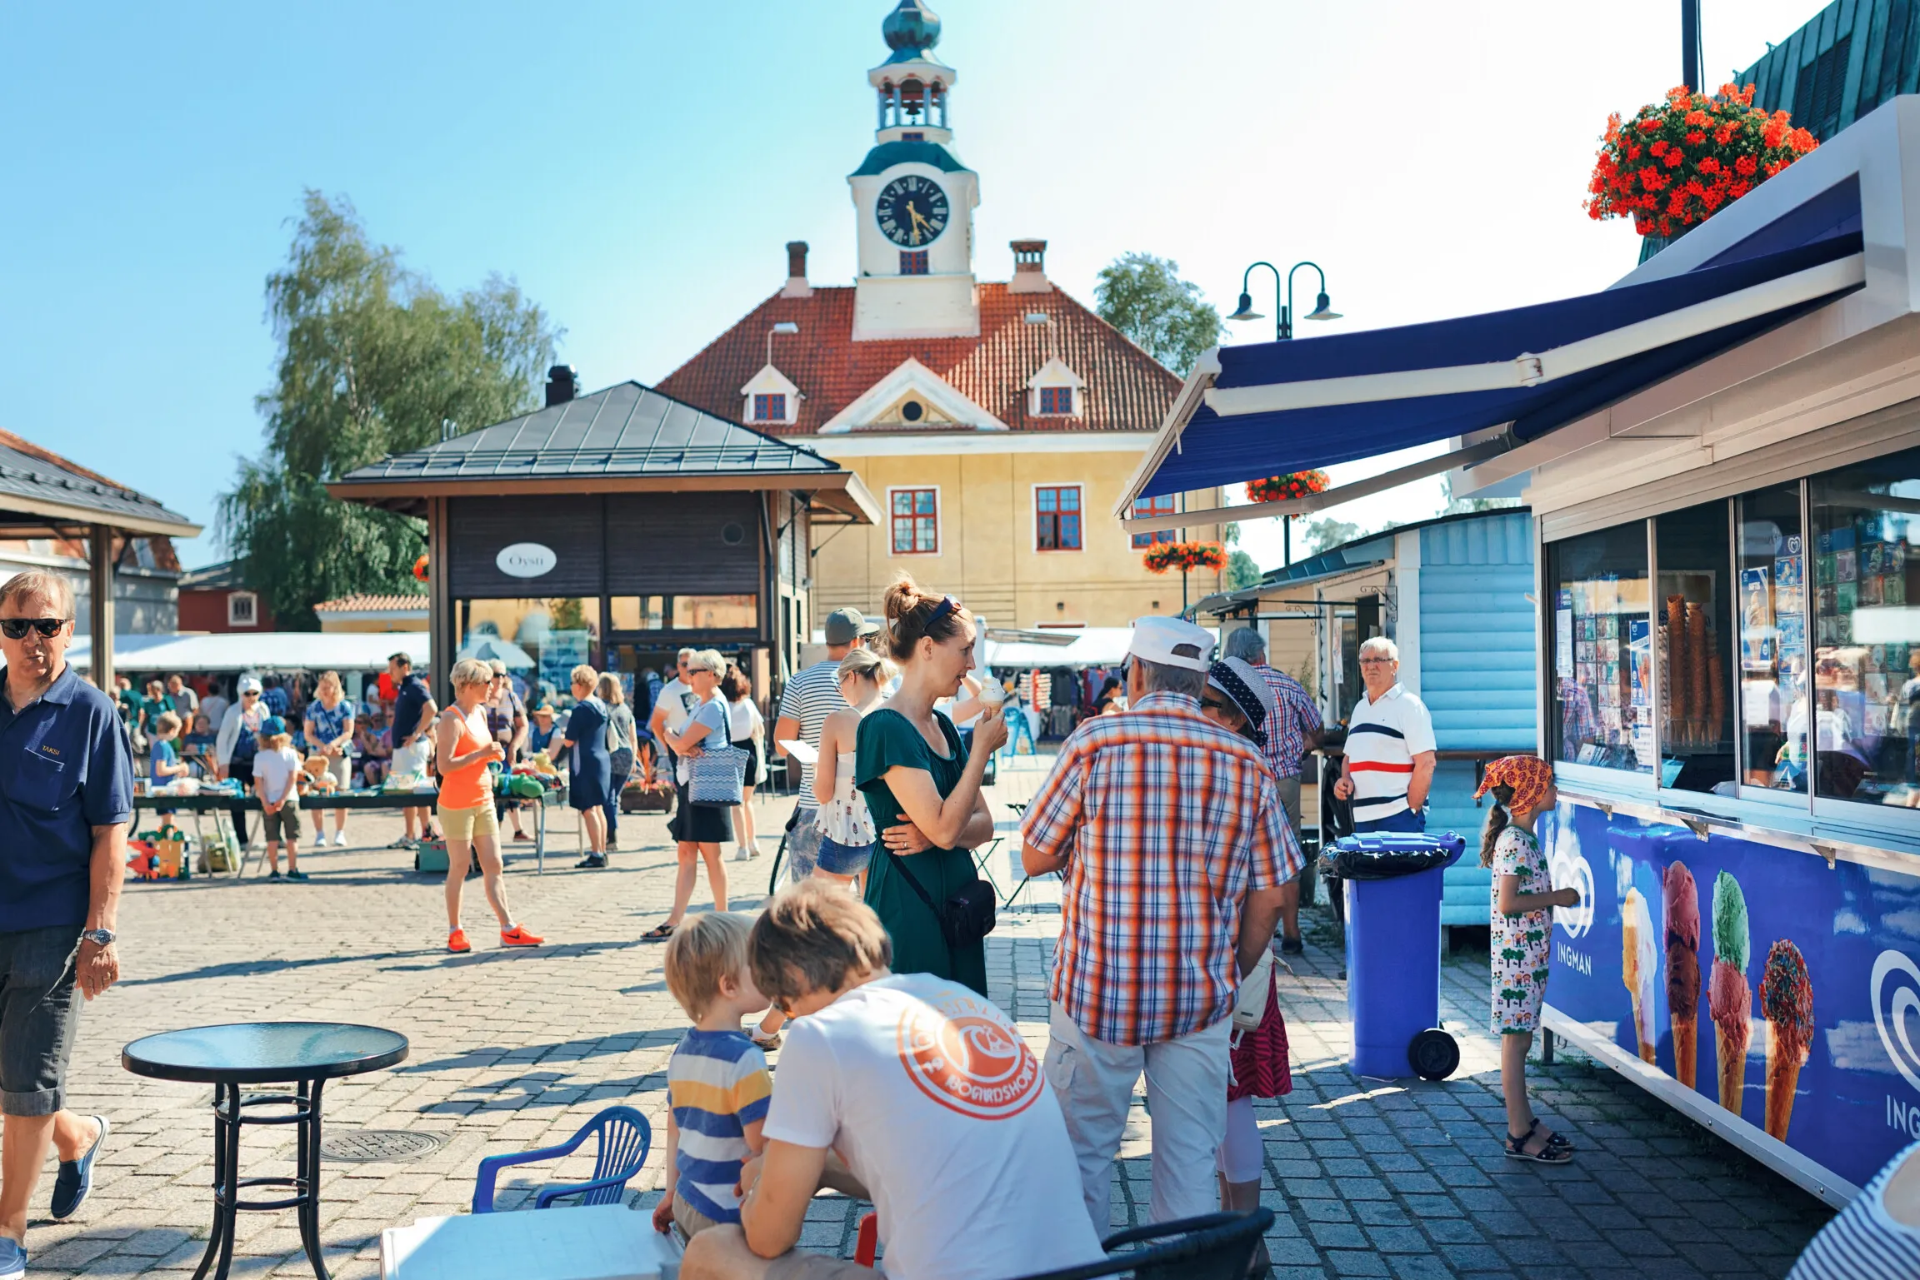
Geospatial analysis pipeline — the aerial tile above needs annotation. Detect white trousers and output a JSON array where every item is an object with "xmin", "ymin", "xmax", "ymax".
[{"xmin": 1044, "ymin": 1003, "xmax": 1229, "ymax": 1234}]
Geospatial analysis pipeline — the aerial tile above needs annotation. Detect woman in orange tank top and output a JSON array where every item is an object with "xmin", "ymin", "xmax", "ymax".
[{"xmin": 435, "ymin": 658, "xmax": 541, "ymax": 953}]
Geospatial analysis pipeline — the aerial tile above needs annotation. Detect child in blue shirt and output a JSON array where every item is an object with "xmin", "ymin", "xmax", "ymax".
[{"xmin": 654, "ymin": 913, "xmax": 771, "ymax": 1238}]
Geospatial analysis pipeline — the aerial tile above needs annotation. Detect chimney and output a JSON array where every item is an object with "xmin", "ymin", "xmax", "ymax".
[
  {"xmin": 1008, "ymin": 239, "xmax": 1051, "ymax": 294},
  {"xmin": 781, "ymin": 240, "xmax": 813, "ymax": 299},
  {"xmin": 544, "ymin": 364, "xmax": 579, "ymax": 407}
]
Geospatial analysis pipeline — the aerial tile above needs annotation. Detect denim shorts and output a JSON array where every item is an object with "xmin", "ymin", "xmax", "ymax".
[
  {"xmin": 816, "ymin": 835, "xmax": 873, "ymax": 876},
  {"xmin": 0, "ymin": 924, "xmax": 84, "ymax": 1117}
]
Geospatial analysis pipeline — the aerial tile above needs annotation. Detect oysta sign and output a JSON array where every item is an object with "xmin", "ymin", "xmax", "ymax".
[{"xmin": 495, "ymin": 543, "xmax": 558, "ymax": 579}]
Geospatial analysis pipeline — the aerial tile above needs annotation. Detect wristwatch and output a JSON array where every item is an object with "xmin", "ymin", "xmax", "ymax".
[{"xmin": 81, "ymin": 928, "xmax": 115, "ymax": 947}]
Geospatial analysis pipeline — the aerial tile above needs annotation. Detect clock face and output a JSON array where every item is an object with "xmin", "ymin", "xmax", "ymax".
[{"xmin": 876, "ymin": 175, "xmax": 949, "ymax": 248}]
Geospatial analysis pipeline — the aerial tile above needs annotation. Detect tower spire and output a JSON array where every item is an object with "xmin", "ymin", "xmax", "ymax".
[{"xmin": 870, "ymin": 0, "xmax": 954, "ymax": 142}]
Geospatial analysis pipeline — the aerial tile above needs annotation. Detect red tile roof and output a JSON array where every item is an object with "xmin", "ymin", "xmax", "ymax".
[
  {"xmin": 315, "ymin": 594, "xmax": 428, "ymax": 614},
  {"xmin": 656, "ymin": 282, "xmax": 1181, "ymax": 436}
]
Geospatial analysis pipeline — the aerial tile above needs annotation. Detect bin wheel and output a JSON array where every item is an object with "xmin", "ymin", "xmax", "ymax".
[{"xmin": 1408, "ymin": 1028, "xmax": 1459, "ymax": 1081}]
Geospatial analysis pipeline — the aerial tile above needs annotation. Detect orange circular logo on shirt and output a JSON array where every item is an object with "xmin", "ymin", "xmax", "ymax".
[{"xmin": 896, "ymin": 992, "xmax": 1042, "ymax": 1120}]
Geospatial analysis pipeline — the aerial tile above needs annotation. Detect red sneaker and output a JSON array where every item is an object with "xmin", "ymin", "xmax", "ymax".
[
  {"xmin": 447, "ymin": 929, "xmax": 471, "ymax": 953},
  {"xmin": 500, "ymin": 926, "xmax": 543, "ymax": 947}
]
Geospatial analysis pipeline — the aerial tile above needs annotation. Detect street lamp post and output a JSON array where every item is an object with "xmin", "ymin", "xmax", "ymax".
[{"xmin": 1226, "ymin": 261, "xmax": 1342, "ymax": 565}]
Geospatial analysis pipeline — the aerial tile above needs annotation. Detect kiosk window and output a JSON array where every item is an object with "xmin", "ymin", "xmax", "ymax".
[
  {"xmin": 1549, "ymin": 525, "xmax": 1652, "ymax": 773},
  {"xmin": 1736, "ymin": 485, "xmax": 1806, "ymax": 794},
  {"xmin": 1808, "ymin": 446, "xmax": 1920, "ymax": 806},
  {"xmin": 1655, "ymin": 502, "xmax": 1735, "ymax": 793},
  {"xmin": 454, "ymin": 598, "xmax": 600, "ymax": 705}
]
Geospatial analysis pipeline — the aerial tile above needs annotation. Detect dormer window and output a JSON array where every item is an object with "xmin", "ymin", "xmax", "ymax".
[
  {"xmin": 753, "ymin": 393, "xmax": 787, "ymax": 423},
  {"xmin": 1027, "ymin": 356, "xmax": 1085, "ymax": 418},
  {"xmin": 740, "ymin": 364, "xmax": 800, "ymax": 427},
  {"xmin": 900, "ymin": 250, "xmax": 929, "ymax": 275}
]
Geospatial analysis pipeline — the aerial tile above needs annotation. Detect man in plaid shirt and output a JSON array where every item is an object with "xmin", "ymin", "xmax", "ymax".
[
  {"xmin": 1022, "ymin": 617, "xmax": 1299, "ymax": 1231},
  {"xmin": 1224, "ymin": 628, "xmax": 1324, "ymax": 954}
]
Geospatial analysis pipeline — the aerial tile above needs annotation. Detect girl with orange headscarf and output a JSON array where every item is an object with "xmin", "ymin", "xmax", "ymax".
[{"xmin": 1475, "ymin": 754, "xmax": 1583, "ymax": 1163}]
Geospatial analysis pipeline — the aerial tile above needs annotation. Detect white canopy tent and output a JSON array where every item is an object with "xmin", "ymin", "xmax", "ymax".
[
  {"xmin": 68, "ymin": 631, "xmax": 432, "ymax": 675},
  {"xmin": 983, "ymin": 627, "xmax": 1219, "ymax": 672}
]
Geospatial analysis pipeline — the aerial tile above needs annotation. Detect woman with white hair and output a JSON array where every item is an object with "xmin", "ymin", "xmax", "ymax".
[
  {"xmin": 645, "ymin": 649, "xmax": 733, "ymax": 939},
  {"xmin": 562, "ymin": 664, "xmax": 612, "ymax": 867},
  {"xmin": 303, "ymin": 670, "xmax": 355, "ymax": 847}
]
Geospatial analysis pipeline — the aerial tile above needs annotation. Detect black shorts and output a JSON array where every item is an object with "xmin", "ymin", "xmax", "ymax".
[{"xmin": 0, "ymin": 924, "xmax": 83, "ymax": 1117}]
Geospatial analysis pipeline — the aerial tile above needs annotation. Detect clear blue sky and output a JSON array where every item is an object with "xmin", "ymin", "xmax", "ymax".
[{"xmin": 0, "ymin": 0, "xmax": 1824, "ymax": 568}]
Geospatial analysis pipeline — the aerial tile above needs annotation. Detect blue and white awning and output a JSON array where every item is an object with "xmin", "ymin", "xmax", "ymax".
[{"xmin": 1118, "ymin": 231, "xmax": 1864, "ymax": 530}]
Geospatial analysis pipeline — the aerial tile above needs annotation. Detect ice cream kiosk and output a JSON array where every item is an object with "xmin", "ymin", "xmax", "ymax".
[{"xmin": 1117, "ymin": 98, "xmax": 1920, "ymax": 1205}]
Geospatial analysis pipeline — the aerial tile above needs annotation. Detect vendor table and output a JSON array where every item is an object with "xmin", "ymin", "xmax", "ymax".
[
  {"xmin": 134, "ymin": 786, "xmax": 568, "ymax": 874},
  {"xmin": 380, "ymin": 1204, "xmax": 680, "ymax": 1280},
  {"xmin": 123, "ymin": 1022, "xmax": 410, "ymax": 1280}
]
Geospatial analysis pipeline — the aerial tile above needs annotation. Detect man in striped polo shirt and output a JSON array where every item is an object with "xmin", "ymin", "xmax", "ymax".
[{"xmin": 1333, "ymin": 636, "xmax": 1437, "ymax": 833}]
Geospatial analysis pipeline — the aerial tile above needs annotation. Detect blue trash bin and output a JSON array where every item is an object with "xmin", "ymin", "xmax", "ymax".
[{"xmin": 1331, "ymin": 832, "xmax": 1467, "ymax": 1080}]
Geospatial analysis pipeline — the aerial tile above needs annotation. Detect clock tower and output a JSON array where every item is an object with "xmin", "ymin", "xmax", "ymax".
[{"xmin": 849, "ymin": 1, "xmax": 981, "ymax": 342}]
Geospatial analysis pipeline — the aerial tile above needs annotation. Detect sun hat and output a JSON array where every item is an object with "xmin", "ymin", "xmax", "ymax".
[
  {"xmin": 238, "ymin": 675, "xmax": 263, "ymax": 695},
  {"xmin": 1126, "ymin": 616, "xmax": 1214, "ymax": 673},
  {"xmin": 1207, "ymin": 657, "xmax": 1279, "ymax": 746}
]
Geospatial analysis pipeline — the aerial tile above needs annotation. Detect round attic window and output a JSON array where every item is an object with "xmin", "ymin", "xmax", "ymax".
[
  {"xmin": 721, "ymin": 522, "xmax": 747, "ymax": 546},
  {"xmin": 901, "ymin": 400, "xmax": 924, "ymax": 423}
]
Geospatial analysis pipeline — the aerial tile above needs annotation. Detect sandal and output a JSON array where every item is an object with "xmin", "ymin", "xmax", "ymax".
[
  {"xmin": 1504, "ymin": 1128, "xmax": 1573, "ymax": 1163},
  {"xmin": 641, "ymin": 922, "xmax": 678, "ymax": 942},
  {"xmin": 1529, "ymin": 1118, "xmax": 1575, "ymax": 1152}
]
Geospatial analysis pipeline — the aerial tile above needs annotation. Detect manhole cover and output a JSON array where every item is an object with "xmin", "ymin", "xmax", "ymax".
[{"xmin": 319, "ymin": 1129, "xmax": 447, "ymax": 1163}]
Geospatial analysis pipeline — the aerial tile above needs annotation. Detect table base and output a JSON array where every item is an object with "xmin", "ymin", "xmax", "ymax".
[{"xmin": 196, "ymin": 1079, "xmax": 329, "ymax": 1280}]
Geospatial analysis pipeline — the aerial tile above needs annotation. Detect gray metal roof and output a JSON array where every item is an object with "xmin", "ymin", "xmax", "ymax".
[
  {"xmin": 335, "ymin": 382, "xmax": 844, "ymax": 485},
  {"xmin": 0, "ymin": 431, "xmax": 197, "ymax": 535}
]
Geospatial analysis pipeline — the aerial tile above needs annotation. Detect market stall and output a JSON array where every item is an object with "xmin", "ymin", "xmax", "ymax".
[{"xmin": 1115, "ymin": 97, "xmax": 1920, "ymax": 1205}]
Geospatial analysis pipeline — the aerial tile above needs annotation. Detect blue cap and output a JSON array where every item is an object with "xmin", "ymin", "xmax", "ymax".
[{"xmin": 262, "ymin": 715, "xmax": 288, "ymax": 737}]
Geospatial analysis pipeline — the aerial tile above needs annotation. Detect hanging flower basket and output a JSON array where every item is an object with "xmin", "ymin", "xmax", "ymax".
[
  {"xmin": 413, "ymin": 554, "xmax": 430, "ymax": 583},
  {"xmin": 1246, "ymin": 471, "xmax": 1331, "ymax": 504},
  {"xmin": 1143, "ymin": 540, "xmax": 1226, "ymax": 575},
  {"xmin": 1586, "ymin": 84, "xmax": 1816, "ymax": 240}
]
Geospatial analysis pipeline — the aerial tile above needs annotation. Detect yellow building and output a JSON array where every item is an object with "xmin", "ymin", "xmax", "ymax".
[{"xmin": 657, "ymin": 2, "xmax": 1223, "ymax": 628}]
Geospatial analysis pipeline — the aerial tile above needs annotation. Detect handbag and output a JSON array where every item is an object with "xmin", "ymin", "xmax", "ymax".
[
  {"xmin": 885, "ymin": 848, "xmax": 996, "ymax": 950},
  {"xmin": 688, "ymin": 742, "xmax": 749, "ymax": 806}
]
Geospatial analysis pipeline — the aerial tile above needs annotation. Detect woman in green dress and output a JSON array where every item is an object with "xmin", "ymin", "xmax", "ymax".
[{"xmin": 857, "ymin": 576, "xmax": 1009, "ymax": 994}]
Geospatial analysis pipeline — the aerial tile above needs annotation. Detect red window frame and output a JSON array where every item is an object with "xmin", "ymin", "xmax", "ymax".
[
  {"xmin": 753, "ymin": 392, "xmax": 786, "ymax": 422},
  {"xmin": 1038, "ymin": 385, "xmax": 1074, "ymax": 415},
  {"xmin": 1131, "ymin": 495, "xmax": 1178, "ymax": 548},
  {"xmin": 890, "ymin": 487, "xmax": 939, "ymax": 555},
  {"xmin": 1036, "ymin": 485, "xmax": 1083, "ymax": 551}
]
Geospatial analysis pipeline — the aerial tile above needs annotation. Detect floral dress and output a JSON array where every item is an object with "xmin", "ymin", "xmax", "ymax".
[{"xmin": 1490, "ymin": 825, "xmax": 1553, "ymax": 1035}]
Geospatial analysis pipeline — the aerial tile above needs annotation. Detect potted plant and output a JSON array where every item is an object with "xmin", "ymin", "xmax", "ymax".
[
  {"xmin": 1142, "ymin": 540, "xmax": 1227, "ymax": 576},
  {"xmin": 1246, "ymin": 471, "xmax": 1330, "ymax": 504},
  {"xmin": 1586, "ymin": 84, "xmax": 1816, "ymax": 243}
]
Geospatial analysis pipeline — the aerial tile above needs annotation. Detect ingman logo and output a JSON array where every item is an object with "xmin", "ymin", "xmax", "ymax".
[
  {"xmin": 1549, "ymin": 821, "xmax": 1595, "ymax": 940},
  {"xmin": 1872, "ymin": 948, "xmax": 1920, "ymax": 1095}
]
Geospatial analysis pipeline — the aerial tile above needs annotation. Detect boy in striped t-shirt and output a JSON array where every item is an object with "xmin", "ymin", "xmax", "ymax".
[{"xmin": 653, "ymin": 913, "xmax": 772, "ymax": 1239}]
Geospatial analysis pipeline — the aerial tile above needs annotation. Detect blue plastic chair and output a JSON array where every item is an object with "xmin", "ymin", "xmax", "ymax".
[{"xmin": 471, "ymin": 1106, "xmax": 651, "ymax": 1213}]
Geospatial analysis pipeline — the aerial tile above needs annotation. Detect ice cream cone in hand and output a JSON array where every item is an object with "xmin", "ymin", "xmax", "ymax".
[
  {"xmin": 1622, "ymin": 888, "xmax": 1658, "ymax": 1063},
  {"xmin": 1665, "ymin": 862, "xmax": 1701, "ymax": 1089},
  {"xmin": 1709, "ymin": 871, "xmax": 1752, "ymax": 1113},
  {"xmin": 1760, "ymin": 939, "xmax": 1813, "ymax": 1141}
]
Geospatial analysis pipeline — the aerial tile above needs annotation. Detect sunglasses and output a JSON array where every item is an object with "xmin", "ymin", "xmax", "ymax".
[{"xmin": 0, "ymin": 618, "xmax": 66, "ymax": 640}]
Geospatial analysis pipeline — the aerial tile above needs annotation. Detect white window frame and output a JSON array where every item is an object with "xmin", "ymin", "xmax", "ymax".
[
  {"xmin": 228, "ymin": 590, "xmax": 259, "ymax": 628},
  {"xmin": 1031, "ymin": 481, "xmax": 1088, "ymax": 554},
  {"xmin": 885, "ymin": 484, "xmax": 943, "ymax": 558}
]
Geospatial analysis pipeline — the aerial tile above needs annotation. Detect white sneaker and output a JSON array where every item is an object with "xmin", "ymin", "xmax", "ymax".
[
  {"xmin": 334, "ymin": 832, "xmax": 349, "ymax": 847},
  {"xmin": 732, "ymin": 846, "xmax": 752, "ymax": 862}
]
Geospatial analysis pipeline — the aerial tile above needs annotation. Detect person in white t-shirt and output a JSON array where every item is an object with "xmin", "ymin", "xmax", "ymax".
[
  {"xmin": 681, "ymin": 882, "xmax": 1105, "ymax": 1280},
  {"xmin": 650, "ymin": 647, "xmax": 701, "ymax": 784}
]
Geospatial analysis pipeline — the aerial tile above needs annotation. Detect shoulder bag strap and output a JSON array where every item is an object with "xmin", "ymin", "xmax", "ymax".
[{"xmin": 885, "ymin": 847, "xmax": 940, "ymax": 912}]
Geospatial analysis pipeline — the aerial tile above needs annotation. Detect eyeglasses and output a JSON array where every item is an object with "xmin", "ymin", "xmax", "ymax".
[
  {"xmin": 1359, "ymin": 658, "xmax": 1395, "ymax": 666},
  {"xmin": 0, "ymin": 619, "xmax": 66, "ymax": 640}
]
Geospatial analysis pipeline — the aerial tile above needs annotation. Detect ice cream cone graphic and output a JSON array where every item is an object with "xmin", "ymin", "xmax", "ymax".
[
  {"xmin": 1708, "ymin": 871, "xmax": 1751, "ymax": 1114},
  {"xmin": 1760, "ymin": 939, "xmax": 1813, "ymax": 1141},
  {"xmin": 1622, "ymin": 888, "xmax": 1658, "ymax": 1063},
  {"xmin": 1664, "ymin": 862, "xmax": 1701, "ymax": 1088}
]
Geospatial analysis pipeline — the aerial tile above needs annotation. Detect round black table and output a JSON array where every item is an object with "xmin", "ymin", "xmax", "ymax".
[{"xmin": 123, "ymin": 1022, "xmax": 409, "ymax": 1280}]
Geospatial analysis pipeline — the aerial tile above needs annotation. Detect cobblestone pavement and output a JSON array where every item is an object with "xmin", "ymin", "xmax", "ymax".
[{"xmin": 20, "ymin": 753, "xmax": 1830, "ymax": 1280}]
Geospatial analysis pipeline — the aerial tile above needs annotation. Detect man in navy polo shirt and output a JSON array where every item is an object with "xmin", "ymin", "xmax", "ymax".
[
  {"xmin": 387, "ymin": 651, "xmax": 438, "ymax": 846},
  {"xmin": 0, "ymin": 571, "xmax": 132, "ymax": 1279}
]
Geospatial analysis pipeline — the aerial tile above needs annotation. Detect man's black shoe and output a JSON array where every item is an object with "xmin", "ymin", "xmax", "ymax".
[
  {"xmin": 576, "ymin": 854, "xmax": 608, "ymax": 870},
  {"xmin": 1280, "ymin": 935, "xmax": 1305, "ymax": 955}
]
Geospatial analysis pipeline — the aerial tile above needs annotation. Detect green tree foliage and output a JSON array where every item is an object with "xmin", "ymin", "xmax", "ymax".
[
  {"xmin": 1094, "ymin": 252, "xmax": 1224, "ymax": 377},
  {"xmin": 220, "ymin": 192, "xmax": 557, "ymax": 628},
  {"xmin": 1226, "ymin": 549, "xmax": 1262, "ymax": 591},
  {"xmin": 1441, "ymin": 474, "xmax": 1523, "ymax": 515},
  {"xmin": 1301, "ymin": 517, "xmax": 1365, "ymax": 556}
]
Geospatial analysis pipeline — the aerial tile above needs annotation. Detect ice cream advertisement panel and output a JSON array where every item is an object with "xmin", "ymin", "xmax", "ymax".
[{"xmin": 1544, "ymin": 801, "xmax": 1920, "ymax": 1192}]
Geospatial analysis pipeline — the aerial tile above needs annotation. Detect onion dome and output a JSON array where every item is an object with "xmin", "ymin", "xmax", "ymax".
[{"xmin": 882, "ymin": 0, "xmax": 940, "ymax": 55}]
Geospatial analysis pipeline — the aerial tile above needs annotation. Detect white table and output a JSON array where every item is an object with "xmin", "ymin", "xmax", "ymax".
[{"xmin": 381, "ymin": 1205, "xmax": 681, "ymax": 1280}]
